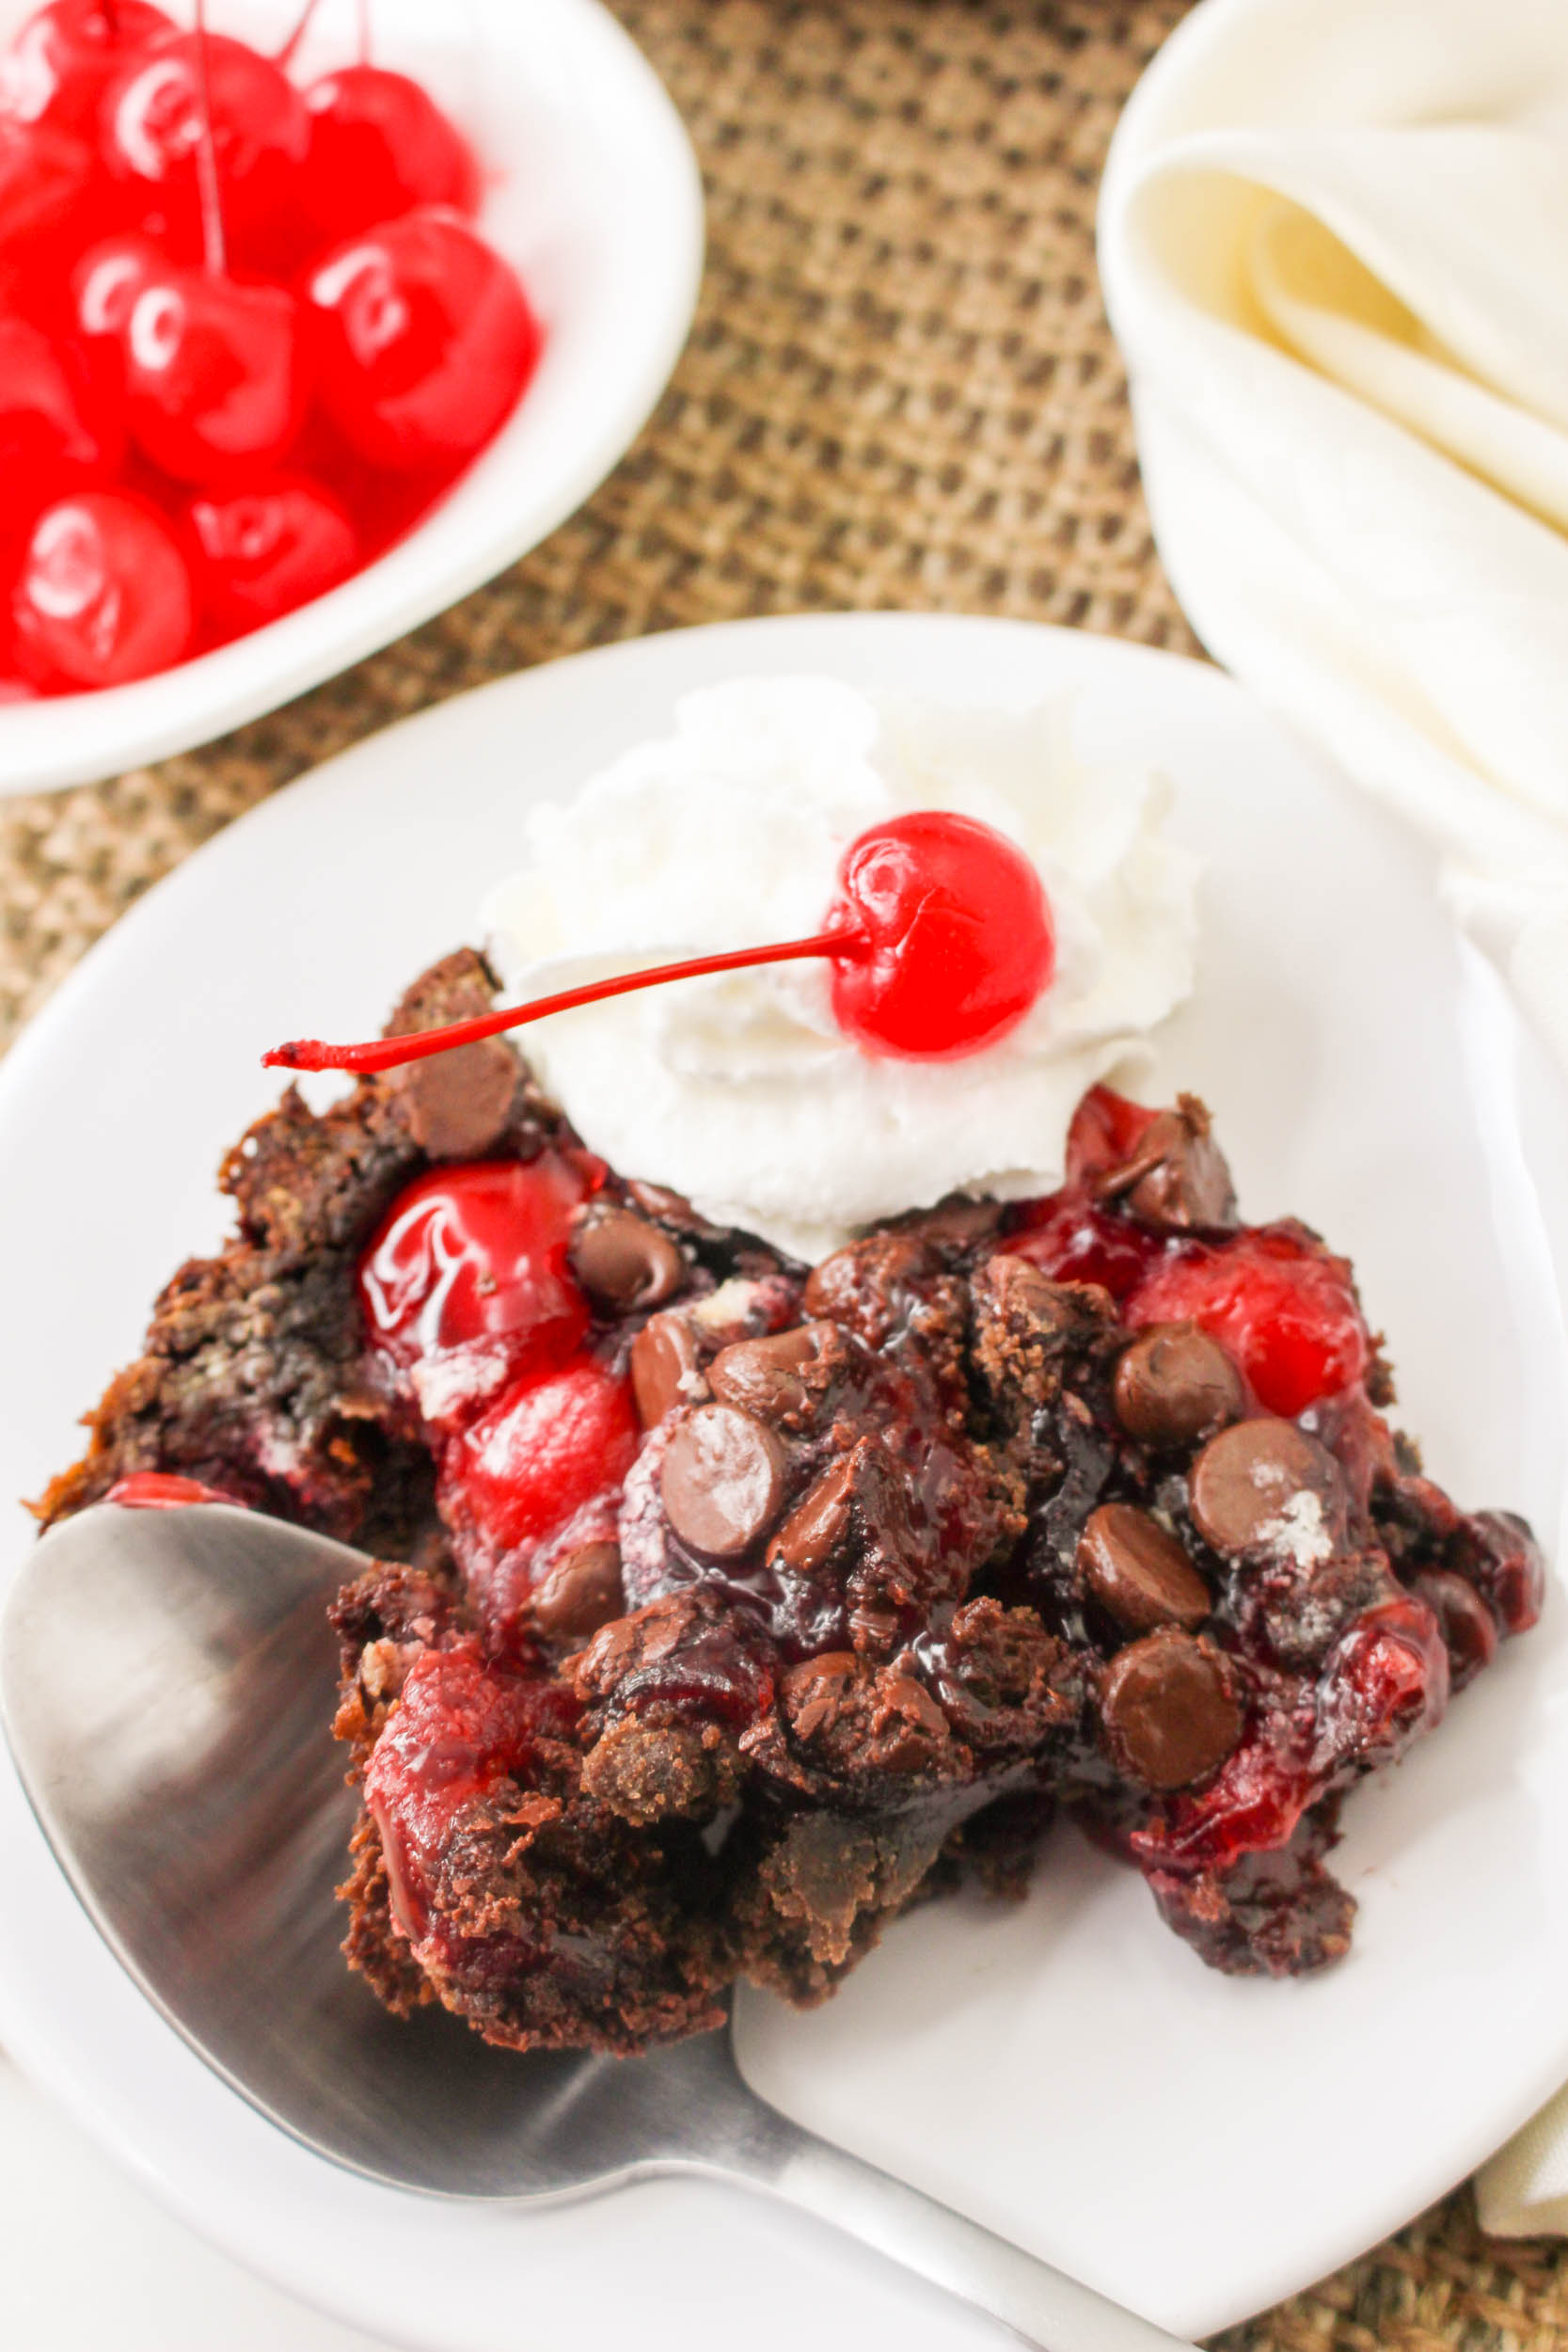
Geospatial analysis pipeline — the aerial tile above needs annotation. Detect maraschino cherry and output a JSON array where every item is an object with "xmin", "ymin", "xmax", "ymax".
[
  {"xmin": 1, "ymin": 1, "xmax": 173, "ymax": 139},
  {"xmin": 102, "ymin": 24, "xmax": 309, "ymax": 270},
  {"xmin": 299, "ymin": 64, "xmax": 479, "ymax": 242},
  {"xmin": 305, "ymin": 209, "xmax": 538, "ymax": 470},
  {"xmin": 264, "ymin": 810, "xmax": 1056, "ymax": 1073},
  {"xmin": 185, "ymin": 472, "xmax": 356, "ymax": 628},
  {"xmin": 825, "ymin": 809, "xmax": 1054, "ymax": 1057},
  {"xmin": 10, "ymin": 487, "xmax": 193, "ymax": 688},
  {"xmin": 123, "ymin": 265, "xmax": 308, "ymax": 481}
]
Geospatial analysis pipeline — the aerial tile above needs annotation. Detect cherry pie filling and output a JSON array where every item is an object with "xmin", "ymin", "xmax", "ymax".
[{"xmin": 319, "ymin": 1076, "xmax": 1542, "ymax": 2026}]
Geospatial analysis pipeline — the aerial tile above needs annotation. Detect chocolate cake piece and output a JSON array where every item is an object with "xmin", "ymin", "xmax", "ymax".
[
  {"xmin": 36, "ymin": 952, "xmax": 551, "ymax": 1547},
  {"xmin": 40, "ymin": 953, "xmax": 1545, "ymax": 2053}
]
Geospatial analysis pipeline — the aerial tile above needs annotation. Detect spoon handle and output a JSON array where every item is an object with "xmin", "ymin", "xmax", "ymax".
[{"xmin": 670, "ymin": 2098, "xmax": 1196, "ymax": 2352}]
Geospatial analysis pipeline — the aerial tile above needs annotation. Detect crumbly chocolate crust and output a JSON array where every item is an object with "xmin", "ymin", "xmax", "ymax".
[{"xmin": 42, "ymin": 955, "xmax": 1544, "ymax": 2055}]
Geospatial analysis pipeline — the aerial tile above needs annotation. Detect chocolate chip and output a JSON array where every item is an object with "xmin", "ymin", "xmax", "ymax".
[
  {"xmin": 571, "ymin": 1207, "xmax": 685, "ymax": 1313},
  {"xmin": 879, "ymin": 1673, "xmax": 948, "ymax": 1740},
  {"xmin": 871, "ymin": 1671, "xmax": 952, "ymax": 1772},
  {"xmin": 1189, "ymin": 1419, "xmax": 1347, "ymax": 1562},
  {"xmin": 768, "ymin": 1454, "xmax": 858, "ymax": 1575},
  {"xmin": 1093, "ymin": 1095, "xmax": 1238, "ymax": 1231},
  {"xmin": 708, "ymin": 1323, "xmax": 833, "ymax": 1422},
  {"xmin": 784, "ymin": 1650, "xmax": 859, "ymax": 1741},
  {"xmin": 1100, "ymin": 1629, "xmax": 1242, "ymax": 1788},
  {"xmin": 630, "ymin": 1311, "xmax": 705, "ymax": 1428},
  {"xmin": 394, "ymin": 1038, "xmax": 516, "ymax": 1159},
  {"xmin": 532, "ymin": 1541, "xmax": 624, "ymax": 1641},
  {"xmin": 1127, "ymin": 1112, "xmax": 1237, "ymax": 1229},
  {"xmin": 1079, "ymin": 1503, "xmax": 1211, "ymax": 1633},
  {"xmin": 1113, "ymin": 1323, "xmax": 1245, "ymax": 1448},
  {"xmin": 659, "ymin": 1405, "xmax": 787, "ymax": 1558}
]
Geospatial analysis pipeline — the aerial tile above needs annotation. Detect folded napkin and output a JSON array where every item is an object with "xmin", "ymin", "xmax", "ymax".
[
  {"xmin": 1099, "ymin": 0, "xmax": 1568, "ymax": 1073},
  {"xmin": 1098, "ymin": 0, "xmax": 1568, "ymax": 2234}
]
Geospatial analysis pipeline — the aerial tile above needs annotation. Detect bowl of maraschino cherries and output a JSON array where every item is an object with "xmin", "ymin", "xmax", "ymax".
[{"xmin": 0, "ymin": 0, "xmax": 702, "ymax": 793}]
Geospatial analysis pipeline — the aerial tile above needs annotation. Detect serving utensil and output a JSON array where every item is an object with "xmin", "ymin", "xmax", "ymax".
[{"xmin": 2, "ymin": 1502, "xmax": 1193, "ymax": 2352}]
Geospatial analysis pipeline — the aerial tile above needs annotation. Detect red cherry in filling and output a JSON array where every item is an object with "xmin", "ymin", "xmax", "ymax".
[
  {"xmin": 105, "ymin": 1470, "xmax": 235, "ymax": 1508},
  {"xmin": 304, "ymin": 209, "xmax": 539, "ymax": 471},
  {"xmin": 0, "ymin": 319, "xmax": 121, "ymax": 539},
  {"xmin": 11, "ymin": 488, "xmax": 192, "ymax": 689},
  {"xmin": 1127, "ymin": 1228, "xmax": 1370, "ymax": 1417},
  {"xmin": 299, "ymin": 65, "xmax": 480, "ymax": 243},
  {"xmin": 359, "ymin": 1154, "xmax": 596, "ymax": 1380},
  {"xmin": 826, "ymin": 811, "xmax": 1055, "ymax": 1058},
  {"xmin": 102, "ymin": 32, "xmax": 309, "ymax": 270},
  {"xmin": 1, "ymin": 0, "xmax": 172, "ymax": 138},
  {"xmin": 1315, "ymin": 1595, "xmax": 1449, "ymax": 1767},
  {"xmin": 364, "ymin": 1644, "xmax": 573, "ymax": 1944},
  {"xmin": 1006, "ymin": 1192, "xmax": 1172, "ymax": 1300},
  {"xmin": 121, "ymin": 266, "xmax": 309, "ymax": 484},
  {"xmin": 185, "ymin": 473, "xmax": 356, "ymax": 631},
  {"xmin": 446, "ymin": 1358, "xmax": 638, "ymax": 1553}
]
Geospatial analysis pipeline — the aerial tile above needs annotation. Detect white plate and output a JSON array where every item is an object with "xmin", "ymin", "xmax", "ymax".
[
  {"xmin": 2, "ymin": 612, "xmax": 1566, "ymax": 2351},
  {"xmin": 0, "ymin": 0, "xmax": 703, "ymax": 796}
]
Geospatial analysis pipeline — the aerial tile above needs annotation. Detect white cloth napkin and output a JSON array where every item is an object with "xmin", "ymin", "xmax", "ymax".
[
  {"xmin": 1097, "ymin": 0, "xmax": 1568, "ymax": 2234},
  {"xmin": 1099, "ymin": 0, "xmax": 1568, "ymax": 1076}
]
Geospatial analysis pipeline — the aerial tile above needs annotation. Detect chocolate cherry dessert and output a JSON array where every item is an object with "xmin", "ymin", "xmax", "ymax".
[
  {"xmin": 37, "ymin": 794, "xmax": 1544, "ymax": 2054},
  {"xmin": 0, "ymin": 0, "xmax": 539, "ymax": 693}
]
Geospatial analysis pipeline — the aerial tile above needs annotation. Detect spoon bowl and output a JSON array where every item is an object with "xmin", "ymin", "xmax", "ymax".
[{"xmin": 2, "ymin": 1500, "xmax": 1191, "ymax": 2352}]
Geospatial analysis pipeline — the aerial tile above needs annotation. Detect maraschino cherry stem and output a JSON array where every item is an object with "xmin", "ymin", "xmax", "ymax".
[
  {"xmin": 191, "ymin": 0, "xmax": 228, "ymax": 278},
  {"xmin": 356, "ymin": 0, "xmax": 372, "ymax": 65},
  {"xmin": 263, "ymin": 927, "xmax": 865, "ymax": 1075},
  {"xmin": 276, "ymin": 0, "xmax": 326, "ymax": 70}
]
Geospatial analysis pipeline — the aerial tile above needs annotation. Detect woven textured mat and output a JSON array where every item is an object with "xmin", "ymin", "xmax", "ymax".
[{"xmin": 1, "ymin": 2, "xmax": 1560, "ymax": 2344}]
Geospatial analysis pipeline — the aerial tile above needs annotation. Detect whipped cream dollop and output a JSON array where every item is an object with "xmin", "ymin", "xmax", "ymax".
[{"xmin": 482, "ymin": 676, "xmax": 1199, "ymax": 1262}]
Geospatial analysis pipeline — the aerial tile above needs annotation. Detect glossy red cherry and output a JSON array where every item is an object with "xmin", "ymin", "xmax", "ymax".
[
  {"xmin": 1, "ymin": 0, "xmax": 172, "ymax": 137},
  {"xmin": 825, "ymin": 811, "xmax": 1055, "ymax": 1058},
  {"xmin": 122, "ymin": 266, "xmax": 309, "ymax": 484},
  {"xmin": 0, "ymin": 318, "xmax": 120, "ymax": 539},
  {"xmin": 1127, "ymin": 1228, "xmax": 1370, "ymax": 1417},
  {"xmin": 185, "ymin": 472, "xmax": 356, "ymax": 631},
  {"xmin": 299, "ymin": 64, "xmax": 479, "ymax": 243},
  {"xmin": 305, "ymin": 209, "xmax": 538, "ymax": 471},
  {"xmin": 359, "ymin": 1155, "xmax": 596, "ymax": 1383},
  {"xmin": 102, "ymin": 32, "xmax": 309, "ymax": 270},
  {"xmin": 11, "ymin": 488, "xmax": 192, "ymax": 689},
  {"xmin": 446, "ymin": 1358, "xmax": 639, "ymax": 1554}
]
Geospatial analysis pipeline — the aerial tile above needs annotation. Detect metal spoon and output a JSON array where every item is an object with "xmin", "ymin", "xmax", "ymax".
[{"xmin": 2, "ymin": 1503, "xmax": 1192, "ymax": 2352}]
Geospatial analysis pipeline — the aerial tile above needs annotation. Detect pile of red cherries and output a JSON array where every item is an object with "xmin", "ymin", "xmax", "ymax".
[{"xmin": 0, "ymin": 0, "xmax": 538, "ymax": 695}]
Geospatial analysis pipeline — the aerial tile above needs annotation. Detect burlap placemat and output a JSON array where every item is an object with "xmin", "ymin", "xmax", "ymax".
[{"xmin": 2, "ymin": 3, "xmax": 1561, "ymax": 2344}]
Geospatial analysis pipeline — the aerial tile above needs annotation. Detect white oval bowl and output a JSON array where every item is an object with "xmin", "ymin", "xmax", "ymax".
[{"xmin": 0, "ymin": 0, "xmax": 704, "ymax": 796}]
